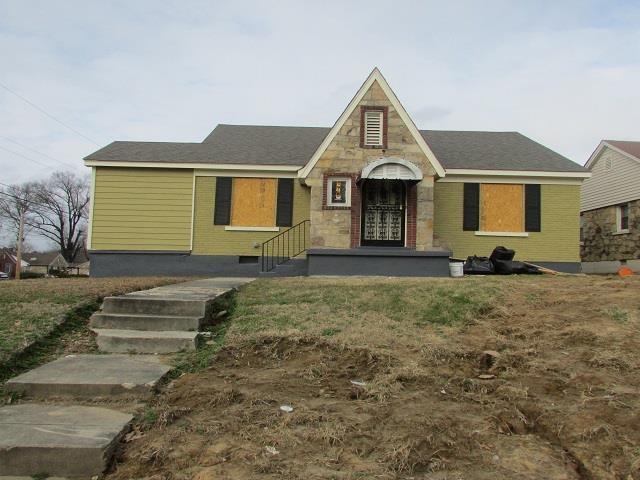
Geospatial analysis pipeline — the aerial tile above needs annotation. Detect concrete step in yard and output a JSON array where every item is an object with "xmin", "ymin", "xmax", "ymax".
[
  {"xmin": 101, "ymin": 296, "xmax": 209, "ymax": 317},
  {"xmin": 0, "ymin": 404, "xmax": 132, "ymax": 478},
  {"xmin": 5, "ymin": 354, "xmax": 171, "ymax": 398},
  {"xmin": 93, "ymin": 328, "xmax": 199, "ymax": 354},
  {"xmin": 90, "ymin": 312, "xmax": 205, "ymax": 331}
]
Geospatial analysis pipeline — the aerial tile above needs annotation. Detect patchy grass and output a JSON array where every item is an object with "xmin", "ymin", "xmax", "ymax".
[
  {"xmin": 0, "ymin": 277, "xmax": 194, "ymax": 373},
  {"xmin": 109, "ymin": 275, "xmax": 640, "ymax": 480},
  {"xmin": 227, "ymin": 277, "xmax": 497, "ymax": 352}
]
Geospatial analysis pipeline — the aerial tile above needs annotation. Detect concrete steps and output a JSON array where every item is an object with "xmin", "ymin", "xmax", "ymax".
[
  {"xmin": 5, "ymin": 354, "xmax": 171, "ymax": 398},
  {"xmin": 90, "ymin": 312, "xmax": 204, "ymax": 331},
  {"xmin": 101, "ymin": 296, "xmax": 208, "ymax": 316},
  {"xmin": 0, "ymin": 404, "xmax": 132, "ymax": 477},
  {"xmin": 93, "ymin": 328, "xmax": 199, "ymax": 354}
]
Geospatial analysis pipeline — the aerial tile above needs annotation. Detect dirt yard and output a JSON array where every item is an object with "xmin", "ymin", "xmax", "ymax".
[{"xmin": 109, "ymin": 275, "xmax": 640, "ymax": 480}]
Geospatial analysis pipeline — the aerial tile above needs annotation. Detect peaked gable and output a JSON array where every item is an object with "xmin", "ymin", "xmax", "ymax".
[{"xmin": 299, "ymin": 68, "xmax": 445, "ymax": 178}]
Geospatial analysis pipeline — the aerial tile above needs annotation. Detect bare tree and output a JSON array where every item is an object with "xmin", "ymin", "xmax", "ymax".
[
  {"xmin": 28, "ymin": 171, "xmax": 90, "ymax": 263},
  {"xmin": 0, "ymin": 183, "xmax": 37, "ymax": 278}
]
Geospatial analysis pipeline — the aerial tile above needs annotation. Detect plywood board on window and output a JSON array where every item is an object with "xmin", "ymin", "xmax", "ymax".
[
  {"xmin": 481, "ymin": 184, "xmax": 524, "ymax": 232},
  {"xmin": 231, "ymin": 178, "xmax": 277, "ymax": 227}
]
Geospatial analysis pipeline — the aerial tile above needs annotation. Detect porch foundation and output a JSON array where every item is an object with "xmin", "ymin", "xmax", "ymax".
[{"xmin": 307, "ymin": 248, "xmax": 451, "ymax": 277}]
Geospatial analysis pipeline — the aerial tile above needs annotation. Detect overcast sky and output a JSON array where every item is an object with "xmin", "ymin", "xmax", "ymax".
[{"xmin": 1, "ymin": 0, "xmax": 640, "ymax": 188}]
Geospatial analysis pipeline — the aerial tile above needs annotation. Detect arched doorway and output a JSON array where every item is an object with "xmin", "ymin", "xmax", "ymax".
[{"xmin": 358, "ymin": 158, "xmax": 423, "ymax": 247}]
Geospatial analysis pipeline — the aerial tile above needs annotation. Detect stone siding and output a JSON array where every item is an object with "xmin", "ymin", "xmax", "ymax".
[
  {"xmin": 581, "ymin": 199, "xmax": 640, "ymax": 262},
  {"xmin": 305, "ymin": 80, "xmax": 437, "ymax": 250}
]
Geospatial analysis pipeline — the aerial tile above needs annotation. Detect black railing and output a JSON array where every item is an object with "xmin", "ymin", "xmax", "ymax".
[{"xmin": 261, "ymin": 220, "xmax": 310, "ymax": 272}]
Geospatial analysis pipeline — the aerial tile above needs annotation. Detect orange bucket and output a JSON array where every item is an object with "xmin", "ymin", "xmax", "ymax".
[{"xmin": 618, "ymin": 266, "xmax": 634, "ymax": 277}]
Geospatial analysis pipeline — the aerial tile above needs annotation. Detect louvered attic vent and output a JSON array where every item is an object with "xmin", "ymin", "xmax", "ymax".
[{"xmin": 364, "ymin": 110, "xmax": 384, "ymax": 146}]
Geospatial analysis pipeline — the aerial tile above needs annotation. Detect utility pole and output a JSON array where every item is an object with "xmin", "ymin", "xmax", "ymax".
[{"xmin": 15, "ymin": 209, "xmax": 24, "ymax": 280}]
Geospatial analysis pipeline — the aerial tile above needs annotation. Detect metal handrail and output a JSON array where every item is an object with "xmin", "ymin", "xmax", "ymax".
[{"xmin": 261, "ymin": 220, "xmax": 310, "ymax": 272}]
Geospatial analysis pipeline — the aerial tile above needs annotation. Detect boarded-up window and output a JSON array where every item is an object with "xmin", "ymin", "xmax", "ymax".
[
  {"xmin": 480, "ymin": 184, "xmax": 524, "ymax": 232},
  {"xmin": 231, "ymin": 178, "xmax": 277, "ymax": 227}
]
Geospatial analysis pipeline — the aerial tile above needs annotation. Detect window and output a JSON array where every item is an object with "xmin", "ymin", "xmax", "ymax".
[
  {"xmin": 580, "ymin": 214, "xmax": 585, "ymax": 244},
  {"xmin": 480, "ymin": 184, "xmax": 524, "ymax": 232},
  {"xmin": 617, "ymin": 203, "xmax": 630, "ymax": 233},
  {"xmin": 214, "ymin": 177, "xmax": 293, "ymax": 229},
  {"xmin": 360, "ymin": 106, "xmax": 387, "ymax": 148},
  {"xmin": 463, "ymin": 183, "xmax": 541, "ymax": 235},
  {"xmin": 326, "ymin": 177, "xmax": 351, "ymax": 207}
]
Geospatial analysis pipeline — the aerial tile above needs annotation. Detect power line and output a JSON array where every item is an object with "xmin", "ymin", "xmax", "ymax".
[
  {"xmin": 0, "ymin": 135, "xmax": 77, "ymax": 170},
  {"xmin": 0, "ymin": 144, "xmax": 55, "ymax": 170},
  {"xmin": 0, "ymin": 80, "xmax": 101, "ymax": 147}
]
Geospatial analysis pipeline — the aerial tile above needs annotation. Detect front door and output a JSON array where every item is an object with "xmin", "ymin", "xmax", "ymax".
[{"xmin": 361, "ymin": 180, "xmax": 405, "ymax": 246}]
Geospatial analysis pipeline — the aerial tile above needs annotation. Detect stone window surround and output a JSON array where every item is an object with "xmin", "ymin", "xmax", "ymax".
[{"xmin": 359, "ymin": 106, "xmax": 388, "ymax": 149}]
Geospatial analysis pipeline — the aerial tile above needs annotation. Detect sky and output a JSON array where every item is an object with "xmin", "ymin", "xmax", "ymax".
[{"xmin": 1, "ymin": 0, "xmax": 639, "ymax": 188}]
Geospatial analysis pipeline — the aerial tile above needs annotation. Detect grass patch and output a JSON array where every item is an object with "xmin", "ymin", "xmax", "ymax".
[
  {"xmin": 607, "ymin": 306, "xmax": 630, "ymax": 323},
  {"xmin": 226, "ymin": 277, "xmax": 498, "ymax": 350}
]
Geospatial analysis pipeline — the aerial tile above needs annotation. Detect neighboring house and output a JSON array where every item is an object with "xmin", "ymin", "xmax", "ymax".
[
  {"xmin": 69, "ymin": 250, "xmax": 90, "ymax": 276},
  {"xmin": 83, "ymin": 68, "xmax": 589, "ymax": 277},
  {"xmin": 0, "ymin": 248, "xmax": 29, "ymax": 277},
  {"xmin": 581, "ymin": 140, "xmax": 640, "ymax": 273},
  {"xmin": 24, "ymin": 251, "xmax": 69, "ymax": 275}
]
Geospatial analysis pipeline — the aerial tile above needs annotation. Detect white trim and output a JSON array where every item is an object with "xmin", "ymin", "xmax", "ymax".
[
  {"xmin": 87, "ymin": 167, "xmax": 96, "ymax": 250},
  {"xmin": 326, "ymin": 176, "xmax": 352, "ymax": 207},
  {"xmin": 586, "ymin": 141, "xmax": 640, "ymax": 170},
  {"xmin": 298, "ymin": 68, "xmax": 446, "ymax": 179},
  {"xmin": 445, "ymin": 168, "xmax": 590, "ymax": 179},
  {"xmin": 437, "ymin": 174, "xmax": 583, "ymax": 185},
  {"xmin": 612, "ymin": 230, "xmax": 630, "ymax": 236},
  {"xmin": 195, "ymin": 169, "xmax": 297, "ymax": 178},
  {"xmin": 361, "ymin": 157, "xmax": 423, "ymax": 181},
  {"xmin": 84, "ymin": 160, "xmax": 300, "ymax": 171},
  {"xmin": 224, "ymin": 226, "xmax": 280, "ymax": 232},
  {"xmin": 475, "ymin": 231, "xmax": 529, "ymax": 237},
  {"xmin": 189, "ymin": 172, "xmax": 196, "ymax": 251}
]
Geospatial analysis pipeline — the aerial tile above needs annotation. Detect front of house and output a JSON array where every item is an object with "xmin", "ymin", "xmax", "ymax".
[{"xmin": 85, "ymin": 69, "xmax": 589, "ymax": 276}]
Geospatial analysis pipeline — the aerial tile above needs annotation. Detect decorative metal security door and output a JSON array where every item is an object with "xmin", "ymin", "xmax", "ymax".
[{"xmin": 361, "ymin": 180, "xmax": 405, "ymax": 246}]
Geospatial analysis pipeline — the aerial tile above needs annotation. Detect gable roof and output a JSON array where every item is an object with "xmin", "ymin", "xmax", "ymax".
[
  {"xmin": 605, "ymin": 140, "xmax": 640, "ymax": 160},
  {"xmin": 421, "ymin": 130, "xmax": 587, "ymax": 173},
  {"xmin": 298, "ymin": 68, "xmax": 445, "ymax": 178},
  {"xmin": 585, "ymin": 140, "xmax": 640, "ymax": 170},
  {"xmin": 25, "ymin": 251, "xmax": 67, "ymax": 267}
]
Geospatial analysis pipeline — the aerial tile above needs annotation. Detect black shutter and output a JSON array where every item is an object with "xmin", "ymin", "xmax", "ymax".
[
  {"xmin": 276, "ymin": 178, "xmax": 294, "ymax": 227},
  {"xmin": 525, "ymin": 184, "xmax": 541, "ymax": 232},
  {"xmin": 463, "ymin": 183, "xmax": 480, "ymax": 231},
  {"xmin": 213, "ymin": 177, "xmax": 232, "ymax": 225}
]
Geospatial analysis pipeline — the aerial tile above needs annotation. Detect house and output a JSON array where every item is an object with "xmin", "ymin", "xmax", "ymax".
[
  {"xmin": 24, "ymin": 251, "xmax": 69, "ymax": 275},
  {"xmin": 581, "ymin": 140, "xmax": 640, "ymax": 273},
  {"xmin": 0, "ymin": 248, "xmax": 29, "ymax": 277},
  {"xmin": 68, "ymin": 250, "xmax": 90, "ymax": 276},
  {"xmin": 84, "ymin": 68, "xmax": 589, "ymax": 277}
]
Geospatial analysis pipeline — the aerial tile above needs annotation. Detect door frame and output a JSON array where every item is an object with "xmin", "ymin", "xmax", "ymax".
[{"xmin": 360, "ymin": 179, "xmax": 406, "ymax": 247}]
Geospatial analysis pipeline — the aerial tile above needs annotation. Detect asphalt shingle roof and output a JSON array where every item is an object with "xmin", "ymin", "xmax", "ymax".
[
  {"xmin": 85, "ymin": 124, "xmax": 587, "ymax": 173},
  {"xmin": 605, "ymin": 140, "xmax": 640, "ymax": 161}
]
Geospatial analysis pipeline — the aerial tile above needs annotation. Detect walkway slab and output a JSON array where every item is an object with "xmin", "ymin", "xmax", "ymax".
[
  {"xmin": 93, "ymin": 329, "xmax": 199, "ymax": 353},
  {"xmin": 5, "ymin": 354, "xmax": 171, "ymax": 398},
  {"xmin": 0, "ymin": 404, "xmax": 132, "ymax": 477}
]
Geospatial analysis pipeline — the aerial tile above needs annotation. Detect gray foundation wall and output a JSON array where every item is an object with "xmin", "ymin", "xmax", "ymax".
[
  {"xmin": 307, "ymin": 248, "xmax": 451, "ymax": 277},
  {"xmin": 90, "ymin": 252, "xmax": 261, "ymax": 278}
]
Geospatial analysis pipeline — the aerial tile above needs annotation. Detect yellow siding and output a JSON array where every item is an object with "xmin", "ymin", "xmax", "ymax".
[
  {"xmin": 91, "ymin": 167, "xmax": 193, "ymax": 251},
  {"xmin": 192, "ymin": 176, "xmax": 310, "ymax": 256},
  {"xmin": 434, "ymin": 183, "xmax": 581, "ymax": 262}
]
